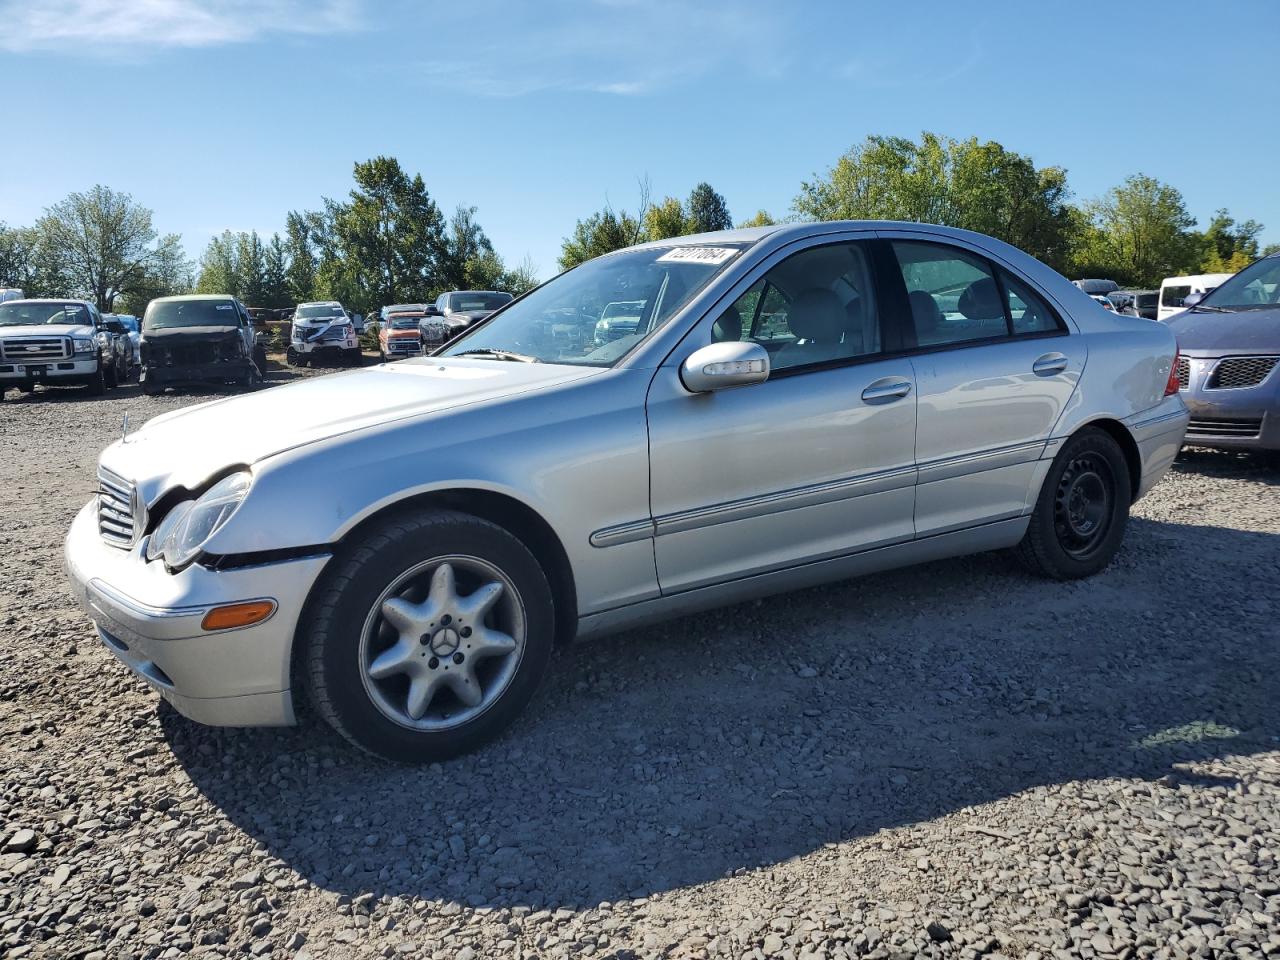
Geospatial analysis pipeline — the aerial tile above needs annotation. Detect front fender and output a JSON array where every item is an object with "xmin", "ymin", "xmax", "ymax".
[{"xmin": 201, "ymin": 368, "xmax": 661, "ymax": 615}]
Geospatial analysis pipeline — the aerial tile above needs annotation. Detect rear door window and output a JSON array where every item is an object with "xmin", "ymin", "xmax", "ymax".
[{"xmin": 891, "ymin": 241, "xmax": 1008, "ymax": 347}]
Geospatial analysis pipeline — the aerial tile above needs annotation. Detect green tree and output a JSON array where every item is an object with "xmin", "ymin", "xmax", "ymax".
[
  {"xmin": 1199, "ymin": 209, "xmax": 1263, "ymax": 273},
  {"xmin": 1072, "ymin": 174, "xmax": 1199, "ymax": 287},
  {"xmin": 114, "ymin": 240, "xmax": 193, "ymax": 315},
  {"xmin": 263, "ymin": 234, "xmax": 291, "ymax": 308},
  {"xmin": 737, "ymin": 210, "xmax": 776, "ymax": 228},
  {"xmin": 559, "ymin": 209, "xmax": 646, "ymax": 270},
  {"xmin": 234, "ymin": 231, "xmax": 267, "ymax": 305},
  {"xmin": 0, "ymin": 223, "xmax": 54, "ymax": 294},
  {"xmin": 34, "ymin": 185, "xmax": 188, "ymax": 310},
  {"xmin": 1263, "ymin": 242, "xmax": 1280, "ymax": 257},
  {"xmin": 283, "ymin": 211, "xmax": 318, "ymax": 303},
  {"xmin": 439, "ymin": 205, "xmax": 495, "ymax": 291},
  {"xmin": 645, "ymin": 196, "xmax": 687, "ymax": 240},
  {"xmin": 196, "ymin": 231, "xmax": 239, "ymax": 295},
  {"xmin": 685, "ymin": 182, "xmax": 732, "ymax": 233},
  {"xmin": 324, "ymin": 156, "xmax": 447, "ymax": 313},
  {"xmin": 795, "ymin": 132, "xmax": 1074, "ymax": 270}
]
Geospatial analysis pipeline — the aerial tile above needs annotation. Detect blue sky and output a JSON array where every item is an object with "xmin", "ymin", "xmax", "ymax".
[{"xmin": 2, "ymin": 0, "xmax": 1277, "ymax": 280}]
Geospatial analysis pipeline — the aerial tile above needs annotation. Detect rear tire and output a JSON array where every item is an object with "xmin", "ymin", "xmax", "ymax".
[
  {"xmin": 303, "ymin": 508, "xmax": 555, "ymax": 763},
  {"xmin": 1018, "ymin": 427, "xmax": 1131, "ymax": 580}
]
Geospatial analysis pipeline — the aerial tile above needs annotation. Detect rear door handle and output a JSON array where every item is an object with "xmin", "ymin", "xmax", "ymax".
[
  {"xmin": 861, "ymin": 376, "xmax": 913, "ymax": 403},
  {"xmin": 1032, "ymin": 353, "xmax": 1069, "ymax": 376}
]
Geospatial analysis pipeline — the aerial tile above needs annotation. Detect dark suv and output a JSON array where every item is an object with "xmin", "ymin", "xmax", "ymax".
[{"xmin": 140, "ymin": 295, "xmax": 267, "ymax": 395}]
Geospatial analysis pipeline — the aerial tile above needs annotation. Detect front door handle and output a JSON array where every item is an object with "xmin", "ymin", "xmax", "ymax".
[
  {"xmin": 861, "ymin": 376, "xmax": 913, "ymax": 403},
  {"xmin": 1032, "ymin": 353, "xmax": 1069, "ymax": 376}
]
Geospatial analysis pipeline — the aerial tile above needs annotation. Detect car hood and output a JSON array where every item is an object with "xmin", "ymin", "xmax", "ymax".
[
  {"xmin": 100, "ymin": 357, "xmax": 600, "ymax": 495},
  {"xmin": 1166, "ymin": 307, "xmax": 1280, "ymax": 356},
  {"xmin": 448, "ymin": 310, "xmax": 493, "ymax": 324},
  {"xmin": 142, "ymin": 325, "xmax": 240, "ymax": 341},
  {"xmin": 0, "ymin": 323, "xmax": 94, "ymax": 338}
]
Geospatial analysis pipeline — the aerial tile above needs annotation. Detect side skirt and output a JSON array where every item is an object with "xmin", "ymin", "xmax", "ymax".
[{"xmin": 574, "ymin": 516, "xmax": 1029, "ymax": 641}]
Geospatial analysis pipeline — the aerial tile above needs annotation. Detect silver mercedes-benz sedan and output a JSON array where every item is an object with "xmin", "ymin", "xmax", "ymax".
[
  {"xmin": 1165, "ymin": 251, "xmax": 1280, "ymax": 451},
  {"xmin": 66, "ymin": 222, "xmax": 1189, "ymax": 762}
]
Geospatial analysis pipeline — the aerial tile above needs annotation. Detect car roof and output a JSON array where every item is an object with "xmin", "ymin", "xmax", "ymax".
[
  {"xmin": 4, "ymin": 298, "xmax": 95, "ymax": 306},
  {"xmin": 297, "ymin": 300, "xmax": 342, "ymax": 306},
  {"xmin": 150, "ymin": 294, "xmax": 237, "ymax": 303},
  {"xmin": 444, "ymin": 290, "xmax": 510, "ymax": 296}
]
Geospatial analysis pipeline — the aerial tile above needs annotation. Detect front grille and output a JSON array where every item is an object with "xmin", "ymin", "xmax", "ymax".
[
  {"xmin": 97, "ymin": 467, "xmax": 139, "ymax": 548},
  {"xmin": 388, "ymin": 339, "xmax": 420, "ymax": 355},
  {"xmin": 1207, "ymin": 356, "xmax": 1279, "ymax": 390},
  {"xmin": 320, "ymin": 326, "xmax": 349, "ymax": 341},
  {"xmin": 1, "ymin": 336, "xmax": 69, "ymax": 362},
  {"xmin": 1186, "ymin": 417, "xmax": 1263, "ymax": 439},
  {"xmin": 1176, "ymin": 356, "xmax": 1190, "ymax": 390},
  {"xmin": 156, "ymin": 342, "xmax": 223, "ymax": 366}
]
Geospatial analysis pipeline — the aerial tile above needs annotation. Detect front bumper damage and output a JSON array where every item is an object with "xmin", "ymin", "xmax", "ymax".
[{"xmin": 65, "ymin": 501, "xmax": 330, "ymax": 726}]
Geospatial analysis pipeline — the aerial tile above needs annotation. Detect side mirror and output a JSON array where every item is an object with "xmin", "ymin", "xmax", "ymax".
[
  {"xmin": 424, "ymin": 305, "xmax": 441, "ymax": 316},
  {"xmin": 680, "ymin": 341, "xmax": 770, "ymax": 393},
  {"xmin": 1182, "ymin": 291, "xmax": 1204, "ymax": 308}
]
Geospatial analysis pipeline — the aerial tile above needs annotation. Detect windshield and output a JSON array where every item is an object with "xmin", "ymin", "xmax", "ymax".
[
  {"xmin": 440, "ymin": 244, "xmax": 744, "ymax": 366},
  {"xmin": 116, "ymin": 316, "xmax": 139, "ymax": 332},
  {"xmin": 1200, "ymin": 257, "xmax": 1280, "ymax": 310},
  {"xmin": 448, "ymin": 292, "xmax": 513, "ymax": 312},
  {"xmin": 389, "ymin": 317, "xmax": 422, "ymax": 330},
  {"xmin": 0, "ymin": 302, "xmax": 93, "ymax": 327},
  {"xmin": 144, "ymin": 299, "xmax": 239, "ymax": 330},
  {"xmin": 296, "ymin": 304, "xmax": 345, "ymax": 320}
]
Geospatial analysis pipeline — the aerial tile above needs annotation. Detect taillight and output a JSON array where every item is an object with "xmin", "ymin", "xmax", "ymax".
[{"xmin": 1165, "ymin": 348, "xmax": 1180, "ymax": 396}]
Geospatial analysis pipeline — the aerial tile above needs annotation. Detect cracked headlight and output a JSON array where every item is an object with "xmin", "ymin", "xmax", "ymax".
[{"xmin": 145, "ymin": 472, "xmax": 251, "ymax": 570}]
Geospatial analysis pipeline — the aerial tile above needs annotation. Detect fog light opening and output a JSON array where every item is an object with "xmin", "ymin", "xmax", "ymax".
[{"xmin": 201, "ymin": 600, "xmax": 276, "ymax": 631}]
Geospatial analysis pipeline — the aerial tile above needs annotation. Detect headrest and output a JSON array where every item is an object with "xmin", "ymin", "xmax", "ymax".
[
  {"xmin": 788, "ymin": 288, "xmax": 845, "ymax": 341},
  {"xmin": 713, "ymin": 304, "xmax": 741, "ymax": 342},
  {"xmin": 958, "ymin": 277, "xmax": 1003, "ymax": 320}
]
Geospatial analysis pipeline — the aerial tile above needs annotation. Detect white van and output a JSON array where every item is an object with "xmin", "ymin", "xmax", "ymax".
[
  {"xmin": 1157, "ymin": 273, "xmax": 1232, "ymax": 322},
  {"xmin": 0, "ymin": 288, "xmax": 24, "ymax": 303}
]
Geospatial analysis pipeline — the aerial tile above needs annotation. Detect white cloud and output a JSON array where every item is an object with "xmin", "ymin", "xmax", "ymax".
[{"xmin": 0, "ymin": 0, "xmax": 360, "ymax": 52}]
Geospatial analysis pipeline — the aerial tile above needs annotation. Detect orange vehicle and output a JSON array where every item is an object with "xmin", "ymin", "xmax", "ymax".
[{"xmin": 377, "ymin": 311, "xmax": 425, "ymax": 361}]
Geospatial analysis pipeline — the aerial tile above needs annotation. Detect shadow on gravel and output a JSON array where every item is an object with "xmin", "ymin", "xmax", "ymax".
[
  {"xmin": 163, "ymin": 515, "xmax": 1280, "ymax": 910},
  {"xmin": 1174, "ymin": 447, "xmax": 1280, "ymax": 486}
]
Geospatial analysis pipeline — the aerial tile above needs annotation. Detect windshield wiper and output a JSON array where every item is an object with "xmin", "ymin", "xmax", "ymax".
[
  {"xmin": 452, "ymin": 348, "xmax": 540, "ymax": 363},
  {"xmin": 1189, "ymin": 304, "xmax": 1234, "ymax": 314}
]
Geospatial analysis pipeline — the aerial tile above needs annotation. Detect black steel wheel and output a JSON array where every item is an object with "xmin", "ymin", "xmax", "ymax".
[{"xmin": 1018, "ymin": 427, "xmax": 1131, "ymax": 580}]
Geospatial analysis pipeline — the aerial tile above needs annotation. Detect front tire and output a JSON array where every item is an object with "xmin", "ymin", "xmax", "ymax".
[
  {"xmin": 1018, "ymin": 427, "xmax": 1131, "ymax": 580},
  {"xmin": 303, "ymin": 508, "xmax": 555, "ymax": 763},
  {"xmin": 85, "ymin": 365, "xmax": 106, "ymax": 396}
]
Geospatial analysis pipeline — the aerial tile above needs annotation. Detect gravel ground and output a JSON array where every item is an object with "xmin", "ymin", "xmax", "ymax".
[{"xmin": 2, "ymin": 362, "xmax": 1278, "ymax": 960}]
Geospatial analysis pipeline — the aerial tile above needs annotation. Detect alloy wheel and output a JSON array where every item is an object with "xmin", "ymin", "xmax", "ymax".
[{"xmin": 358, "ymin": 556, "xmax": 526, "ymax": 732}]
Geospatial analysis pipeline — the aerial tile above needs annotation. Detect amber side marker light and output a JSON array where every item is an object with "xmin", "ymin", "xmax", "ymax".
[{"xmin": 201, "ymin": 600, "xmax": 276, "ymax": 631}]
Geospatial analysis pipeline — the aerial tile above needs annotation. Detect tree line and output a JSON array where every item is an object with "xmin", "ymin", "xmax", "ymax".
[
  {"xmin": 562, "ymin": 131, "xmax": 1276, "ymax": 288},
  {"xmin": 2, "ymin": 136, "xmax": 1275, "ymax": 315},
  {"xmin": 194, "ymin": 157, "xmax": 537, "ymax": 314}
]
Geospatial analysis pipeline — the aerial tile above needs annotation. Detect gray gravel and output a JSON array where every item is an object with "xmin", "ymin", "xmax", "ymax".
[{"xmin": 2, "ymin": 367, "xmax": 1278, "ymax": 960}]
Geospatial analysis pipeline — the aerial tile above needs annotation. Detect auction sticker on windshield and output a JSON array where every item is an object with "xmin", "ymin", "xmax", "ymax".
[{"xmin": 656, "ymin": 246, "xmax": 738, "ymax": 265}]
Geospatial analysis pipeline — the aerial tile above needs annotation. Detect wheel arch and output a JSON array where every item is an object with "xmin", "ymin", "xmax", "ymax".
[
  {"xmin": 1072, "ymin": 417, "xmax": 1142, "ymax": 499},
  {"xmin": 332, "ymin": 486, "xmax": 578, "ymax": 645}
]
